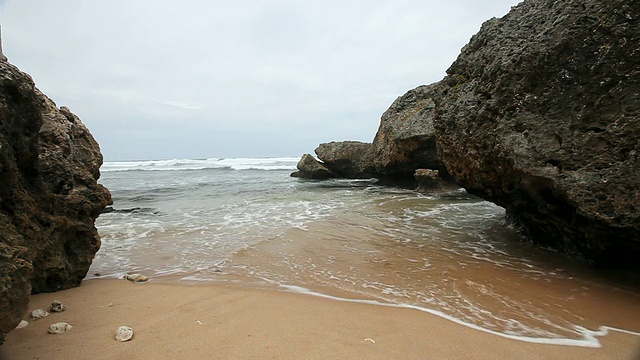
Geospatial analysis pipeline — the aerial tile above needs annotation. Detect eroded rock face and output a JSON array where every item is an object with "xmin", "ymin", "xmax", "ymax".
[
  {"xmin": 370, "ymin": 84, "xmax": 445, "ymax": 179},
  {"xmin": 315, "ymin": 141, "xmax": 376, "ymax": 179},
  {"xmin": 291, "ymin": 0, "xmax": 639, "ymax": 265},
  {"xmin": 291, "ymin": 86, "xmax": 447, "ymax": 183},
  {"xmin": 434, "ymin": 0, "xmax": 640, "ymax": 265},
  {"xmin": 291, "ymin": 153, "xmax": 335, "ymax": 179},
  {"xmin": 0, "ymin": 60, "xmax": 112, "ymax": 343},
  {"xmin": 0, "ymin": 243, "xmax": 32, "ymax": 345}
]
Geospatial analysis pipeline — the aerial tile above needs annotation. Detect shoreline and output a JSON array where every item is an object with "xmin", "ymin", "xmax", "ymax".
[{"xmin": 1, "ymin": 279, "xmax": 639, "ymax": 359}]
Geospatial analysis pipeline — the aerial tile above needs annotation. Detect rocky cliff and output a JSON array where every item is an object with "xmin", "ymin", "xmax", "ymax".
[
  {"xmin": 295, "ymin": 0, "xmax": 640, "ymax": 266},
  {"xmin": 434, "ymin": 0, "xmax": 640, "ymax": 266},
  {"xmin": 0, "ymin": 60, "xmax": 112, "ymax": 344}
]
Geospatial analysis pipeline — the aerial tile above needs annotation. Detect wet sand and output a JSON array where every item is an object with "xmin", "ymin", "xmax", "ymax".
[{"xmin": 1, "ymin": 279, "xmax": 639, "ymax": 360}]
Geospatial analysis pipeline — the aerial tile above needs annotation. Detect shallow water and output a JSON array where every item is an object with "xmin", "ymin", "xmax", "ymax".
[{"xmin": 90, "ymin": 157, "xmax": 640, "ymax": 347}]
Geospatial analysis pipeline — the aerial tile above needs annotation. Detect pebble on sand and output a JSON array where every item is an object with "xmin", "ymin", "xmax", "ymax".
[
  {"xmin": 50, "ymin": 300, "xmax": 66, "ymax": 312},
  {"xmin": 124, "ymin": 274, "xmax": 149, "ymax": 283},
  {"xmin": 15, "ymin": 320, "xmax": 28, "ymax": 329},
  {"xmin": 115, "ymin": 326, "xmax": 134, "ymax": 342},
  {"xmin": 48, "ymin": 322, "xmax": 72, "ymax": 334},
  {"xmin": 30, "ymin": 309, "xmax": 49, "ymax": 320}
]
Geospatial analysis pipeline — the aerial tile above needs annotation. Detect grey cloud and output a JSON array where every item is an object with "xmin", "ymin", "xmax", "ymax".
[{"xmin": 1, "ymin": 0, "xmax": 520, "ymax": 160}]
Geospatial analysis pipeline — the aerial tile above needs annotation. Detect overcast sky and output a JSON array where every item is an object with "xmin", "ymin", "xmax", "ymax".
[{"xmin": 1, "ymin": 0, "xmax": 519, "ymax": 161}]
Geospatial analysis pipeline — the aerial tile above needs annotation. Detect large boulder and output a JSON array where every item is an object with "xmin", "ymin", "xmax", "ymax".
[
  {"xmin": 370, "ymin": 84, "xmax": 446, "ymax": 178},
  {"xmin": 0, "ymin": 243, "xmax": 31, "ymax": 346},
  {"xmin": 292, "ymin": 86, "xmax": 451, "ymax": 184},
  {"xmin": 291, "ymin": 153, "xmax": 335, "ymax": 179},
  {"xmin": 314, "ymin": 141, "xmax": 376, "ymax": 178},
  {"xmin": 296, "ymin": 86, "xmax": 449, "ymax": 183},
  {"xmin": 433, "ymin": 0, "xmax": 640, "ymax": 265},
  {"xmin": 0, "ymin": 60, "xmax": 112, "ymax": 343}
]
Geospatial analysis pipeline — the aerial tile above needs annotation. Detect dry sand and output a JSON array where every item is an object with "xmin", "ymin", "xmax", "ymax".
[{"xmin": 1, "ymin": 279, "xmax": 638, "ymax": 360}]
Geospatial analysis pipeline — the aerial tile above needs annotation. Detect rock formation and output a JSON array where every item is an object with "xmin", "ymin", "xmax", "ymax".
[
  {"xmin": 295, "ymin": 0, "xmax": 640, "ymax": 266},
  {"xmin": 292, "ymin": 85, "xmax": 449, "ymax": 185},
  {"xmin": 434, "ymin": 0, "xmax": 640, "ymax": 266},
  {"xmin": 292, "ymin": 141, "xmax": 376, "ymax": 180},
  {"xmin": 370, "ymin": 84, "xmax": 446, "ymax": 178},
  {"xmin": 291, "ymin": 153, "xmax": 335, "ymax": 179},
  {"xmin": 314, "ymin": 141, "xmax": 376, "ymax": 178},
  {"xmin": 294, "ymin": 85, "xmax": 450, "ymax": 184},
  {"xmin": 293, "ymin": 87, "xmax": 447, "ymax": 183},
  {"xmin": 413, "ymin": 169, "xmax": 456, "ymax": 193},
  {"xmin": 0, "ymin": 60, "xmax": 112, "ymax": 344}
]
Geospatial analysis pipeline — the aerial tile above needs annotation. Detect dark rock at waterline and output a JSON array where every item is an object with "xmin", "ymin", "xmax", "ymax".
[
  {"xmin": 292, "ymin": 141, "xmax": 381, "ymax": 180},
  {"xmin": 0, "ymin": 60, "xmax": 112, "ymax": 344},
  {"xmin": 433, "ymin": 0, "xmax": 640, "ymax": 266},
  {"xmin": 102, "ymin": 206, "xmax": 160, "ymax": 215},
  {"xmin": 291, "ymin": 153, "xmax": 335, "ymax": 179},
  {"xmin": 102, "ymin": 206, "xmax": 117, "ymax": 213},
  {"xmin": 414, "ymin": 169, "xmax": 442, "ymax": 191}
]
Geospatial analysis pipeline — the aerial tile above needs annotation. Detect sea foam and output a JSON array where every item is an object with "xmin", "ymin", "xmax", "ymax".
[{"xmin": 101, "ymin": 157, "xmax": 299, "ymax": 172}]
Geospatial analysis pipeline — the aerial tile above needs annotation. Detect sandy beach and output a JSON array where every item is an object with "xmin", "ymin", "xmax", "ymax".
[{"xmin": 1, "ymin": 279, "xmax": 638, "ymax": 360}]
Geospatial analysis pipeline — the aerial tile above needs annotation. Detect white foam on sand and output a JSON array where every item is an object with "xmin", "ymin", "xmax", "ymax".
[{"xmin": 272, "ymin": 281, "xmax": 640, "ymax": 349}]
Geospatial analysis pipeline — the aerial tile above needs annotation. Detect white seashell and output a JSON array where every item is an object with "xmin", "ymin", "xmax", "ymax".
[
  {"xmin": 48, "ymin": 322, "xmax": 72, "ymax": 334},
  {"xmin": 30, "ymin": 308, "xmax": 50, "ymax": 320},
  {"xmin": 115, "ymin": 326, "xmax": 134, "ymax": 342},
  {"xmin": 124, "ymin": 274, "xmax": 149, "ymax": 283},
  {"xmin": 50, "ymin": 300, "xmax": 66, "ymax": 312},
  {"xmin": 15, "ymin": 320, "xmax": 28, "ymax": 329}
]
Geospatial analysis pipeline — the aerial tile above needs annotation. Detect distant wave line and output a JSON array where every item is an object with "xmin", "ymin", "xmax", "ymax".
[{"xmin": 101, "ymin": 157, "xmax": 300, "ymax": 172}]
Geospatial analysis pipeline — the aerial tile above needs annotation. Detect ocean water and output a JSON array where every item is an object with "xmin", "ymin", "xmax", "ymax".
[{"xmin": 90, "ymin": 157, "xmax": 640, "ymax": 347}]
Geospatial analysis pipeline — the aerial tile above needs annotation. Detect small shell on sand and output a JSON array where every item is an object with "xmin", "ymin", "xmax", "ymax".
[
  {"xmin": 30, "ymin": 308, "xmax": 50, "ymax": 320},
  {"xmin": 124, "ymin": 274, "xmax": 149, "ymax": 283},
  {"xmin": 15, "ymin": 320, "xmax": 28, "ymax": 329},
  {"xmin": 50, "ymin": 300, "xmax": 66, "ymax": 312},
  {"xmin": 48, "ymin": 322, "xmax": 72, "ymax": 334},
  {"xmin": 115, "ymin": 326, "xmax": 134, "ymax": 342}
]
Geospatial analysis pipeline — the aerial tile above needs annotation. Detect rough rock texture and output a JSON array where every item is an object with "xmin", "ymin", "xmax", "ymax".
[
  {"xmin": 291, "ymin": 85, "xmax": 449, "ymax": 183},
  {"xmin": 315, "ymin": 141, "xmax": 376, "ymax": 178},
  {"xmin": 0, "ymin": 60, "xmax": 112, "ymax": 344},
  {"xmin": 434, "ymin": 0, "xmax": 640, "ymax": 265},
  {"xmin": 414, "ymin": 169, "xmax": 440, "ymax": 191},
  {"xmin": 291, "ymin": 153, "xmax": 335, "ymax": 179},
  {"xmin": 0, "ymin": 243, "xmax": 31, "ymax": 345},
  {"xmin": 370, "ymin": 84, "xmax": 446, "ymax": 178},
  {"xmin": 292, "ymin": 85, "xmax": 452, "ymax": 183},
  {"xmin": 414, "ymin": 169, "xmax": 460, "ymax": 194},
  {"xmin": 292, "ymin": 0, "xmax": 639, "ymax": 266}
]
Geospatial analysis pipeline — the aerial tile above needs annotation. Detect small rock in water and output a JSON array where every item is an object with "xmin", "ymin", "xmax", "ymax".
[
  {"xmin": 50, "ymin": 300, "xmax": 66, "ymax": 312},
  {"xmin": 30, "ymin": 308, "xmax": 50, "ymax": 320},
  {"xmin": 115, "ymin": 326, "xmax": 134, "ymax": 342},
  {"xmin": 124, "ymin": 274, "xmax": 149, "ymax": 283},
  {"xmin": 15, "ymin": 320, "xmax": 28, "ymax": 329},
  {"xmin": 48, "ymin": 322, "xmax": 72, "ymax": 334}
]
